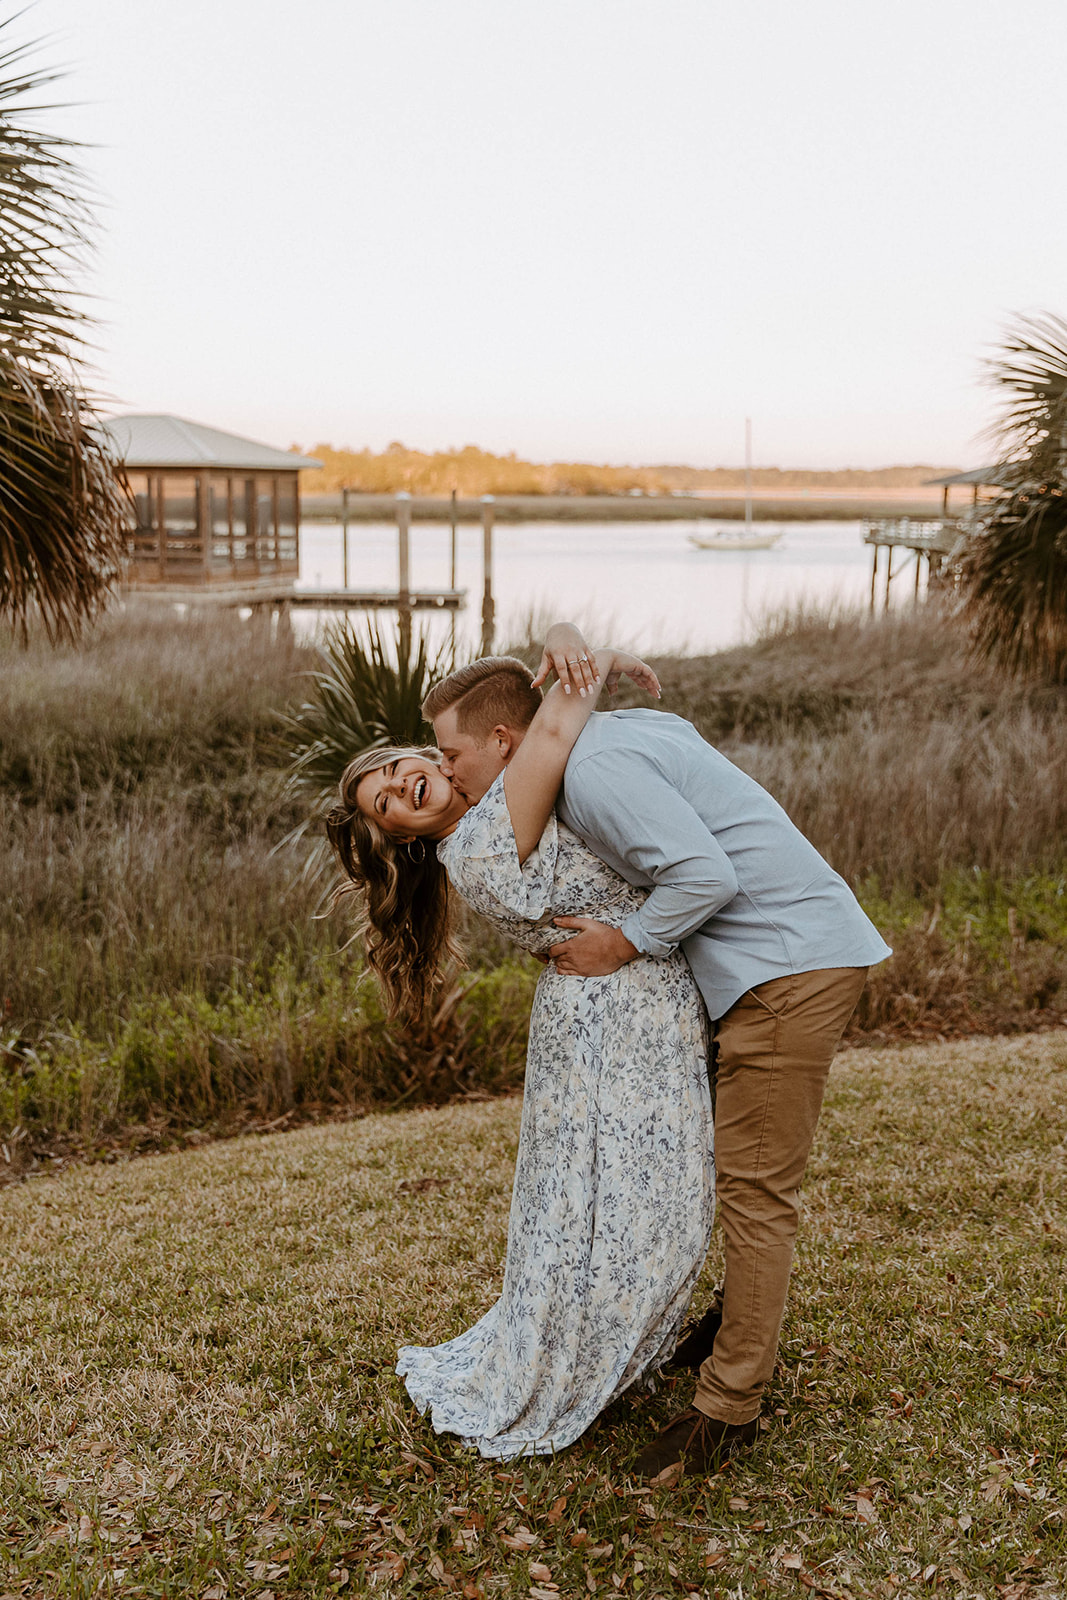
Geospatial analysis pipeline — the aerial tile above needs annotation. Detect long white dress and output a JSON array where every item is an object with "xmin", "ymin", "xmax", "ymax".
[{"xmin": 396, "ymin": 773, "xmax": 715, "ymax": 1460}]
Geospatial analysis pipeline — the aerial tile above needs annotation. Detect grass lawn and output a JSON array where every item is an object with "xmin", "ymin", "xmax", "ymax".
[{"xmin": 1, "ymin": 1031, "xmax": 1064, "ymax": 1600}]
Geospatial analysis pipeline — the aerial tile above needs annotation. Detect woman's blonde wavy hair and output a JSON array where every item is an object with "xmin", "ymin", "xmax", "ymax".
[{"xmin": 324, "ymin": 745, "xmax": 463, "ymax": 1021}]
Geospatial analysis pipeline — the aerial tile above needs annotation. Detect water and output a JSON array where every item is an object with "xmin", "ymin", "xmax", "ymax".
[{"xmin": 296, "ymin": 518, "xmax": 909, "ymax": 656}]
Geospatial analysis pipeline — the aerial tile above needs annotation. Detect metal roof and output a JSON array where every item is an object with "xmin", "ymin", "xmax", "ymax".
[
  {"xmin": 922, "ymin": 466, "xmax": 1008, "ymax": 486},
  {"xmin": 104, "ymin": 414, "xmax": 322, "ymax": 472}
]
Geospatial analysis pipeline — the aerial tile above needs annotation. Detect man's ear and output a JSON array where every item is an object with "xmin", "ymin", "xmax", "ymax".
[{"xmin": 492, "ymin": 723, "xmax": 517, "ymax": 762}]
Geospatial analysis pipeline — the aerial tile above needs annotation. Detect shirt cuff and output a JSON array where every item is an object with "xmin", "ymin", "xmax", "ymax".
[{"xmin": 620, "ymin": 910, "xmax": 676, "ymax": 959}]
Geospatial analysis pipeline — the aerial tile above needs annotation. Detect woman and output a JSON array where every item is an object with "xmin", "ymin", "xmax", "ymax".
[{"xmin": 325, "ymin": 637, "xmax": 715, "ymax": 1460}]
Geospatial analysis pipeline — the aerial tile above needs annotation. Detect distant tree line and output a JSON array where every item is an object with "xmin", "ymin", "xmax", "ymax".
[{"xmin": 298, "ymin": 443, "xmax": 960, "ymax": 499}]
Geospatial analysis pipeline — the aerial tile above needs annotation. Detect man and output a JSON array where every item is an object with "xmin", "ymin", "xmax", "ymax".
[{"xmin": 422, "ymin": 633, "xmax": 891, "ymax": 1479}]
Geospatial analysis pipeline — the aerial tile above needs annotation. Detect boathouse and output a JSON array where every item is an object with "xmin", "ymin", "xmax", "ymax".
[{"xmin": 104, "ymin": 414, "xmax": 321, "ymax": 595}]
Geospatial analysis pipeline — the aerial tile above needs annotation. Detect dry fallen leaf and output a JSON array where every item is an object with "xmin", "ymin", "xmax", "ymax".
[
  {"xmin": 650, "ymin": 1461, "xmax": 683, "ymax": 1489},
  {"xmin": 782, "ymin": 1554, "xmax": 804, "ymax": 1570},
  {"xmin": 855, "ymin": 1495, "xmax": 878, "ymax": 1524},
  {"xmin": 399, "ymin": 1449, "xmax": 435, "ymax": 1481},
  {"xmin": 546, "ymin": 1495, "xmax": 568, "ymax": 1525},
  {"xmin": 529, "ymin": 1562, "xmax": 553, "ymax": 1581},
  {"xmin": 501, "ymin": 1530, "xmax": 538, "ymax": 1552}
]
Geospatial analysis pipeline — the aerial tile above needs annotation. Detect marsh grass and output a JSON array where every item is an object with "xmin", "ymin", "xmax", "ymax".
[
  {"xmin": 3, "ymin": 604, "xmax": 1066, "ymax": 1159},
  {"xmin": 0, "ymin": 1031, "xmax": 1063, "ymax": 1598}
]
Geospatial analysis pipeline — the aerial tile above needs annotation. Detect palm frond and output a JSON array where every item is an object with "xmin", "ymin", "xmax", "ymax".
[
  {"xmin": 0, "ymin": 23, "xmax": 131, "ymax": 641},
  {"xmin": 278, "ymin": 619, "xmax": 454, "ymax": 862},
  {"xmin": 983, "ymin": 313, "xmax": 1067, "ymax": 484},
  {"xmin": 958, "ymin": 485, "xmax": 1067, "ymax": 682}
]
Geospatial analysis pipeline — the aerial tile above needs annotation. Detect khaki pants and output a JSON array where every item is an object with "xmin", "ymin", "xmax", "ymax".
[{"xmin": 694, "ymin": 966, "xmax": 868, "ymax": 1425}]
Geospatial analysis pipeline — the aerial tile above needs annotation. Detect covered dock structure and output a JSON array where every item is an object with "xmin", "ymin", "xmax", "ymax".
[
  {"xmin": 105, "ymin": 413, "xmax": 320, "ymax": 598},
  {"xmin": 862, "ymin": 467, "xmax": 1008, "ymax": 612}
]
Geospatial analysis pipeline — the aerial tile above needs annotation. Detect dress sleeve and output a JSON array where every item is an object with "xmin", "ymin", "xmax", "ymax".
[{"xmin": 438, "ymin": 772, "xmax": 559, "ymax": 921}]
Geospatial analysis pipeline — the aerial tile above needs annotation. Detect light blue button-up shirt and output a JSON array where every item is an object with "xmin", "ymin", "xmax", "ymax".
[{"xmin": 557, "ymin": 708, "xmax": 891, "ymax": 1022}]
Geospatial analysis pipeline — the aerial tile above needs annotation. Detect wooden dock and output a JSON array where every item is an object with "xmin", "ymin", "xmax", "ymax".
[
  {"xmin": 287, "ymin": 588, "xmax": 464, "ymax": 611},
  {"xmin": 123, "ymin": 490, "xmax": 492, "ymax": 648},
  {"xmin": 862, "ymin": 517, "xmax": 963, "ymax": 611}
]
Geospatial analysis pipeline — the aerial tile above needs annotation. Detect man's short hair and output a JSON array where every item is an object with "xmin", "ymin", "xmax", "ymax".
[{"xmin": 422, "ymin": 655, "xmax": 541, "ymax": 737}]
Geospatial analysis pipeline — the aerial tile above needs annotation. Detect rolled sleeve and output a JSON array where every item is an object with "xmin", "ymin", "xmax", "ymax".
[{"xmin": 563, "ymin": 749, "xmax": 738, "ymax": 953}]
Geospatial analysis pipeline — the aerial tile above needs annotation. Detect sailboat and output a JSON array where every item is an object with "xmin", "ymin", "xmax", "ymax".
[{"xmin": 688, "ymin": 418, "xmax": 782, "ymax": 551}]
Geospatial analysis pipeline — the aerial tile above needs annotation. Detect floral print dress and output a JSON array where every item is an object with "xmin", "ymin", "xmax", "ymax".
[{"xmin": 396, "ymin": 773, "xmax": 715, "ymax": 1460}]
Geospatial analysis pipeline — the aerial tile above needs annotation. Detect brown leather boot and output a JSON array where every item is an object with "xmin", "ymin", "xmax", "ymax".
[
  {"xmin": 633, "ymin": 1408, "xmax": 758, "ymax": 1479},
  {"xmin": 666, "ymin": 1302, "xmax": 723, "ymax": 1371}
]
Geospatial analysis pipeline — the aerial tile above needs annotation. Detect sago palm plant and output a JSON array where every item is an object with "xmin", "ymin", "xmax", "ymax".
[
  {"xmin": 959, "ymin": 314, "xmax": 1067, "ymax": 681},
  {"xmin": 279, "ymin": 618, "xmax": 453, "ymax": 859},
  {"xmin": 280, "ymin": 620, "xmax": 476, "ymax": 1094},
  {"xmin": 0, "ymin": 26, "xmax": 130, "ymax": 640}
]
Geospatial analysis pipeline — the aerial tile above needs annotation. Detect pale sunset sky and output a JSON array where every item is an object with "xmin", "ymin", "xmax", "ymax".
[{"xmin": 30, "ymin": 0, "xmax": 1067, "ymax": 469}]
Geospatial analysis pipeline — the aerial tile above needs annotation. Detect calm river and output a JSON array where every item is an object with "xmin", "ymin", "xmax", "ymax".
[{"xmin": 297, "ymin": 518, "xmax": 905, "ymax": 656}]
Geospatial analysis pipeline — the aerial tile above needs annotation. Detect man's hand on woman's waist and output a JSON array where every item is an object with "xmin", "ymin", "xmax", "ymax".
[{"xmin": 548, "ymin": 918, "xmax": 639, "ymax": 976}]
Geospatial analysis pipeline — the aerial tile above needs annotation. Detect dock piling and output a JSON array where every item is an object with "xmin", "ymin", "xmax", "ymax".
[
  {"xmin": 396, "ymin": 491, "xmax": 412, "ymax": 655},
  {"xmin": 480, "ymin": 496, "xmax": 495, "ymax": 655}
]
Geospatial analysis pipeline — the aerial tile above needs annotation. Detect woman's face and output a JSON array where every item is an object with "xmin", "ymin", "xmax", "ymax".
[{"xmin": 355, "ymin": 755, "xmax": 468, "ymax": 840}]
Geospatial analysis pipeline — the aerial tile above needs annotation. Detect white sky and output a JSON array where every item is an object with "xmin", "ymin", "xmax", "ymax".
[{"xmin": 28, "ymin": 0, "xmax": 1067, "ymax": 468}]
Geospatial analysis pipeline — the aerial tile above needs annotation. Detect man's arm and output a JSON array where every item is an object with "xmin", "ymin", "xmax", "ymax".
[{"xmin": 547, "ymin": 747, "xmax": 737, "ymax": 976}]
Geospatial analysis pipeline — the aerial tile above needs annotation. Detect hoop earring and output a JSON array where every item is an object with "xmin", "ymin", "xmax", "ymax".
[{"xmin": 406, "ymin": 838, "xmax": 426, "ymax": 864}]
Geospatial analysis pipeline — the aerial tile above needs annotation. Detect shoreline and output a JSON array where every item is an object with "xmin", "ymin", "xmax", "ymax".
[{"xmin": 300, "ymin": 490, "xmax": 953, "ymax": 524}]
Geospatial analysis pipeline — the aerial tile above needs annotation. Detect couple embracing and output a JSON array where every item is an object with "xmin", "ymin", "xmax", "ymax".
[{"xmin": 325, "ymin": 621, "xmax": 890, "ymax": 1479}]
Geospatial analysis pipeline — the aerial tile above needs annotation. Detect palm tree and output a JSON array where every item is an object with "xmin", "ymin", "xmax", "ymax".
[
  {"xmin": 959, "ymin": 314, "xmax": 1067, "ymax": 681},
  {"xmin": 0, "ymin": 25, "xmax": 130, "ymax": 640}
]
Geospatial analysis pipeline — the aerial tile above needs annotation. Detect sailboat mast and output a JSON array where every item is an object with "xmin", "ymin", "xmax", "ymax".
[{"xmin": 744, "ymin": 416, "xmax": 753, "ymax": 534}]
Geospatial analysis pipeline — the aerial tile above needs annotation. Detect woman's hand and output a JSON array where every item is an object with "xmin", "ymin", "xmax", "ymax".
[
  {"xmin": 531, "ymin": 622, "xmax": 599, "ymax": 697},
  {"xmin": 593, "ymin": 647, "xmax": 662, "ymax": 699}
]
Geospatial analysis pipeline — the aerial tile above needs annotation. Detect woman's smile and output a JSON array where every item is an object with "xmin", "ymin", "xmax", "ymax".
[{"xmin": 355, "ymin": 757, "xmax": 468, "ymax": 838}]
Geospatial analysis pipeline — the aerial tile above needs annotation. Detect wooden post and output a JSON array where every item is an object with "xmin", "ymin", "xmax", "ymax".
[
  {"xmin": 156, "ymin": 476, "xmax": 166, "ymax": 581},
  {"xmin": 914, "ymin": 549, "xmax": 922, "ymax": 600},
  {"xmin": 198, "ymin": 475, "xmax": 212, "ymax": 580},
  {"xmin": 480, "ymin": 495, "xmax": 495, "ymax": 655},
  {"xmin": 869, "ymin": 542, "xmax": 879, "ymax": 614},
  {"xmin": 884, "ymin": 545, "xmax": 893, "ymax": 612},
  {"xmin": 341, "ymin": 487, "xmax": 350, "ymax": 589},
  {"xmin": 450, "ymin": 488, "xmax": 458, "ymax": 589},
  {"xmin": 245, "ymin": 479, "xmax": 259, "ymax": 576},
  {"xmin": 396, "ymin": 491, "xmax": 412, "ymax": 658},
  {"xmin": 449, "ymin": 487, "xmax": 458, "ymax": 658}
]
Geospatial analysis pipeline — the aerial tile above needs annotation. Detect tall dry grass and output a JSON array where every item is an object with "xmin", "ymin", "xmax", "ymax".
[
  {"xmin": 609, "ymin": 604, "xmax": 1067, "ymax": 889},
  {"xmin": 2, "ymin": 601, "xmax": 1065, "ymax": 1160}
]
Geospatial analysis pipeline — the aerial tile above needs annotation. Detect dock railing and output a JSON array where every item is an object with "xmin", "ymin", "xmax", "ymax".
[{"xmin": 861, "ymin": 517, "xmax": 967, "ymax": 611}]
